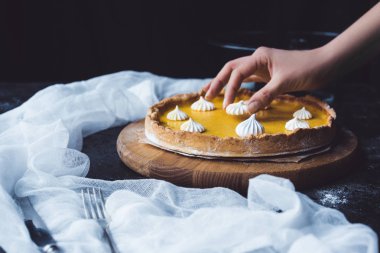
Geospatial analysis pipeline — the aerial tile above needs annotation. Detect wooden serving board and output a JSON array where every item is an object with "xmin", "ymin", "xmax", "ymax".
[{"xmin": 117, "ymin": 120, "xmax": 358, "ymax": 194}]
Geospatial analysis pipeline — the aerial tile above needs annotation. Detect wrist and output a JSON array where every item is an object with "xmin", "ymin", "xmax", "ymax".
[
  {"xmin": 309, "ymin": 45, "xmax": 342, "ymax": 84},
  {"xmin": 313, "ymin": 44, "xmax": 337, "ymax": 68}
]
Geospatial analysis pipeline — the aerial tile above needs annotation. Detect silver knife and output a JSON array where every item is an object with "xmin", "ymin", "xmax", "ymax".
[{"xmin": 18, "ymin": 197, "xmax": 61, "ymax": 253}]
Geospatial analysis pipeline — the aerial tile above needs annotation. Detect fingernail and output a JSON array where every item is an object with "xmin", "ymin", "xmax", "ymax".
[
  {"xmin": 205, "ymin": 92, "xmax": 211, "ymax": 100},
  {"xmin": 247, "ymin": 101, "xmax": 260, "ymax": 114}
]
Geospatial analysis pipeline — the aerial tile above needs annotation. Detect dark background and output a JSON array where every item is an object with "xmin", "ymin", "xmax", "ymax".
[
  {"xmin": 0, "ymin": 0, "xmax": 379, "ymax": 83},
  {"xmin": 0, "ymin": 0, "xmax": 380, "ymax": 238}
]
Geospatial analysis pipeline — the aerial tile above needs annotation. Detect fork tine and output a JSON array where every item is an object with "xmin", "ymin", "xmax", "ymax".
[
  {"xmin": 93, "ymin": 187, "xmax": 104, "ymax": 219},
  {"xmin": 98, "ymin": 188, "xmax": 108, "ymax": 219},
  {"xmin": 82, "ymin": 188, "xmax": 119, "ymax": 253},
  {"xmin": 87, "ymin": 188, "xmax": 98, "ymax": 219},
  {"xmin": 81, "ymin": 188, "xmax": 90, "ymax": 219},
  {"xmin": 81, "ymin": 187, "xmax": 108, "ymax": 220}
]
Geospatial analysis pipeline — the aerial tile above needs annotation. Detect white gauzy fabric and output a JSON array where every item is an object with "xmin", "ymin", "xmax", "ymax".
[{"xmin": 0, "ymin": 71, "xmax": 377, "ymax": 253}]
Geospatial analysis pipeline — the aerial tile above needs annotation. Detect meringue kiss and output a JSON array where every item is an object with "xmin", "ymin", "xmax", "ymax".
[
  {"xmin": 293, "ymin": 107, "xmax": 312, "ymax": 120},
  {"xmin": 167, "ymin": 105, "xmax": 189, "ymax": 121},
  {"xmin": 180, "ymin": 118, "xmax": 205, "ymax": 133},
  {"xmin": 285, "ymin": 118, "xmax": 310, "ymax": 131},
  {"xmin": 226, "ymin": 100, "xmax": 248, "ymax": 115},
  {"xmin": 191, "ymin": 96, "xmax": 215, "ymax": 112},
  {"xmin": 235, "ymin": 114, "xmax": 265, "ymax": 137}
]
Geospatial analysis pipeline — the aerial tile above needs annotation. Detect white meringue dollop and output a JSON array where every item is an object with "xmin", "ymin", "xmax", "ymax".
[
  {"xmin": 180, "ymin": 118, "xmax": 205, "ymax": 133},
  {"xmin": 285, "ymin": 118, "xmax": 310, "ymax": 131},
  {"xmin": 235, "ymin": 114, "xmax": 265, "ymax": 137},
  {"xmin": 293, "ymin": 107, "xmax": 313, "ymax": 120},
  {"xmin": 226, "ymin": 100, "xmax": 248, "ymax": 115},
  {"xmin": 166, "ymin": 105, "xmax": 189, "ymax": 121},
  {"xmin": 191, "ymin": 96, "xmax": 215, "ymax": 111}
]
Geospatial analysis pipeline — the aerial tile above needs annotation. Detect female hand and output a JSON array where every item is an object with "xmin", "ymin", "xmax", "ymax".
[
  {"xmin": 203, "ymin": 47, "xmax": 332, "ymax": 114},
  {"xmin": 203, "ymin": 2, "xmax": 380, "ymax": 114}
]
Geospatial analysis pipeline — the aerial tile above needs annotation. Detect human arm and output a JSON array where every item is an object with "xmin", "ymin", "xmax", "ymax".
[{"xmin": 203, "ymin": 2, "xmax": 380, "ymax": 113}]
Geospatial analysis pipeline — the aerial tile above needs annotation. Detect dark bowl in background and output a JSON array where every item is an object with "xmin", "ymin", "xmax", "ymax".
[
  {"xmin": 207, "ymin": 31, "xmax": 338, "ymax": 66},
  {"xmin": 208, "ymin": 31, "xmax": 338, "ymax": 52}
]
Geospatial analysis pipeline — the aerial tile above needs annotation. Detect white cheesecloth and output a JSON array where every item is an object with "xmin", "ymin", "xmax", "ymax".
[{"xmin": 0, "ymin": 71, "xmax": 377, "ymax": 253}]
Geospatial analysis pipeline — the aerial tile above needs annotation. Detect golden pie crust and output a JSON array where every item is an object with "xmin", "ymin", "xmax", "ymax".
[{"xmin": 145, "ymin": 89, "xmax": 336, "ymax": 157}]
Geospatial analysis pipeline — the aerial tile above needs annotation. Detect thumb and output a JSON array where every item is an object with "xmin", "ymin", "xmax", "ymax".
[{"xmin": 246, "ymin": 79, "xmax": 282, "ymax": 114}]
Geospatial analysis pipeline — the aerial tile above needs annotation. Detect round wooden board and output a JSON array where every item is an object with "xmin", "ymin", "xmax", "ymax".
[{"xmin": 117, "ymin": 120, "xmax": 358, "ymax": 194}]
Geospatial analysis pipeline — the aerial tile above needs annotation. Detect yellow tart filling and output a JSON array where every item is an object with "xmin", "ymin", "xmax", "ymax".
[{"xmin": 159, "ymin": 94, "xmax": 330, "ymax": 138}]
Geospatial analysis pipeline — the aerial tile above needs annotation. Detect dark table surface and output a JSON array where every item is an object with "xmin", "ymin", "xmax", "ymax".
[{"xmin": 1, "ymin": 81, "xmax": 379, "ymax": 238}]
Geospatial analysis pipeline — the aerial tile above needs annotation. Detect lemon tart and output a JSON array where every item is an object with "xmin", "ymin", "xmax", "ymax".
[{"xmin": 145, "ymin": 89, "xmax": 336, "ymax": 157}]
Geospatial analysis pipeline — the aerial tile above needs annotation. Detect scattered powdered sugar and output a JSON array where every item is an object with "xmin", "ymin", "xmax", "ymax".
[
  {"xmin": 319, "ymin": 192, "xmax": 348, "ymax": 206},
  {"xmin": 312, "ymin": 187, "xmax": 349, "ymax": 208}
]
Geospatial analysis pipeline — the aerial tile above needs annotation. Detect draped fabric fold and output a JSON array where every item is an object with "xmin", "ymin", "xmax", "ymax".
[{"xmin": 0, "ymin": 71, "xmax": 377, "ymax": 253}]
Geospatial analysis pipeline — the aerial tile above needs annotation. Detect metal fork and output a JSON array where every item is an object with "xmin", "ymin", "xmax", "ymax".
[{"xmin": 81, "ymin": 188, "xmax": 120, "ymax": 253}]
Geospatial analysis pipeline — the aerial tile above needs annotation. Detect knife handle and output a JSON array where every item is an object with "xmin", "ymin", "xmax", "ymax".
[
  {"xmin": 42, "ymin": 244, "xmax": 60, "ymax": 253},
  {"xmin": 25, "ymin": 220, "xmax": 61, "ymax": 253}
]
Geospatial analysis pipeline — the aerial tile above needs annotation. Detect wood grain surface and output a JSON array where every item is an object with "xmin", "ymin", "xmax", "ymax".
[{"xmin": 117, "ymin": 120, "xmax": 358, "ymax": 194}]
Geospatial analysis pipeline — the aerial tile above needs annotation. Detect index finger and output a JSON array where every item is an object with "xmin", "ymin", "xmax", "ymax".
[
  {"xmin": 205, "ymin": 62, "xmax": 234, "ymax": 100},
  {"xmin": 223, "ymin": 55, "xmax": 262, "ymax": 108}
]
